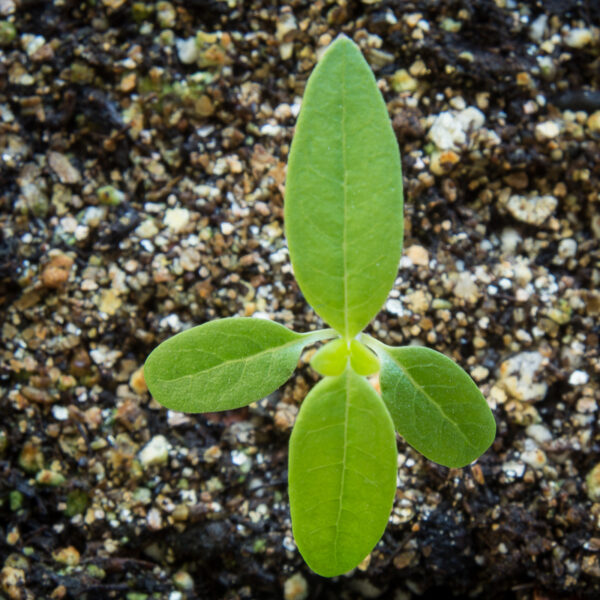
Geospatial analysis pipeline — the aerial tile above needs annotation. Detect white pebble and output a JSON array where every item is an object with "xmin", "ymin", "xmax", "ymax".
[
  {"xmin": 505, "ymin": 194, "xmax": 557, "ymax": 226},
  {"xmin": 569, "ymin": 370, "xmax": 589, "ymax": 386},
  {"xmin": 564, "ymin": 27, "xmax": 592, "ymax": 49},
  {"xmin": 260, "ymin": 123, "xmax": 282, "ymax": 136},
  {"xmin": 498, "ymin": 351, "xmax": 547, "ymax": 402},
  {"xmin": 558, "ymin": 238, "xmax": 577, "ymax": 259},
  {"xmin": 164, "ymin": 208, "xmax": 190, "ymax": 232},
  {"xmin": 529, "ymin": 14, "xmax": 547, "ymax": 43},
  {"xmin": 139, "ymin": 435, "xmax": 170, "ymax": 468},
  {"xmin": 160, "ymin": 314, "xmax": 183, "ymax": 332},
  {"xmin": 521, "ymin": 448, "xmax": 547, "ymax": 469},
  {"xmin": 385, "ymin": 298, "xmax": 404, "ymax": 316},
  {"xmin": 52, "ymin": 405, "xmax": 69, "ymax": 421},
  {"xmin": 147, "ymin": 507, "xmax": 163, "ymax": 530},
  {"xmin": 220, "ymin": 222, "xmax": 234, "ymax": 235},
  {"xmin": 457, "ymin": 106, "xmax": 485, "ymax": 131},
  {"xmin": 284, "ymin": 573, "xmax": 309, "ymax": 600},
  {"xmin": 176, "ymin": 37, "xmax": 198, "ymax": 64},
  {"xmin": 526, "ymin": 424, "xmax": 552, "ymax": 444},
  {"xmin": 535, "ymin": 121, "xmax": 560, "ymax": 141},
  {"xmin": 231, "ymin": 450, "xmax": 249, "ymax": 466},
  {"xmin": 502, "ymin": 461, "xmax": 525, "ymax": 479},
  {"xmin": 500, "ymin": 227, "xmax": 522, "ymax": 255},
  {"xmin": 428, "ymin": 112, "xmax": 466, "ymax": 150}
]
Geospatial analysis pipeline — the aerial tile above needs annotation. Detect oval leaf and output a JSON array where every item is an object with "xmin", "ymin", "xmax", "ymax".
[
  {"xmin": 310, "ymin": 338, "xmax": 347, "ymax": 377},
  {"xmin": 376, "ymin": 345, "xmax": 496, "ymax": 468},
  {"xmin": 289, "ymin": 369, "xmax": 397, "ymax": 577},
  {"xmin": 285, "ymin": 35, "xmax": 403, "ymax": 339},
  {"xmin": 349, "ymin": 339, "xmax": 380, "ymax": 376},
  {"xmin": 144, "ymin": 318, "xmax": 326, "ymax": 413}
]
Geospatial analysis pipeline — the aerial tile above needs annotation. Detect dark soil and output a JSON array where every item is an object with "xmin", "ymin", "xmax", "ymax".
[{"xmin": 1, "ymin": 1, "xmax": 600, "ymax": 599}]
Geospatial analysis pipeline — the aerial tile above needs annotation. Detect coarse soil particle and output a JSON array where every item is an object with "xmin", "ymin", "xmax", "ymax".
[{"xmin": 1, "ymin": 1, "xmax": 600, "ymax": 599}]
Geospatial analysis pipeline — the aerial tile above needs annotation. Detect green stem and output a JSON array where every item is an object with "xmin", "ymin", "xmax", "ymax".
[
  {"xmin": 359, "ymin": 332, "xmax": 385, "ymax": 354},
  {"xmin": 301, "ymin": 328, "xmax": 339, "ymax": 345}
]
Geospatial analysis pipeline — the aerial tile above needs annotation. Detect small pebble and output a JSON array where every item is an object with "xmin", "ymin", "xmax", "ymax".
[
  {"xmin": 391, "ymin": 69, "xmax": 418, "ymax": 93},
  {"xmin": 48, "ymin": 151, "xmax": 81, "ymax": 184},
  {"xmin": 428, "ymin": 112, "xmax": 466, "ymax": 149},
  {"xmin": 505, "ymin": 194, "xmax": 557, "ymax": 226},
  {"xmin": 502, "ymin": 461, "xmax": 526, "ymax": 479},
  {"xmin": 471, "ymin": 366, "xmax": 489, "ymax": 382},
  {"xmin": 521, "ymin": 448, "xmax": 547, "ymax": 469},
  {"xmin": 453, "ymin": 271, "xmax": 479, "ymax": 303},
  {"xmin": 98, "ymin": 289, "xmax": 122, "ymax": 315},
  {"xmin": 284, "ymin": 573, "xmax": 309, "ymax": 600},
  {"xmin": 136, "ymin": 219, "xmax": 159, "ymax": 239},
  {"xmin": 385, "ymin": 298, "xmax": 404, "ymax": 316},
  {"xmin": 405, "ymin": 244, "xmax": 429, "ymax": 266},
  {"xmin": 173, "ymin": 570, "xmax": 194, "ymax": 592},
  {"xmin": 97, "ymin": 185, "xmax": 125, "ymax": 206},
  {"xmin": 52, "ymin": 405, "xmax": 69, "ymax": 421},
  {"xmin": 36, "ymin": 469, "xmax": 66, "ymax": 486},
  {"xmin": 587, "ymin": 464, "xmax": 600, "ymax": 502},
  {"xmin": 274, "ymin": 402, "xmax": 298, "ymax": 431},
  {"xmin": 180, "ymin": 247, "xmax": 201, "ymax": 271},
  {"xmin": 1, "ymin": 566, "xmax": 26, "ymax": 600},
  {"xmin": 53, "ymin": 546, "xmax": 80, "ymax": 566},
  {"xmin": 569, "ymin": 370, "xmax": 589, "ymax": 386},
  {"xmin": 220, "ymin": 222, "xmax": 234, "ymax": 235},
  {"xmin": 535, "ymin": 121, "xmax": 560, "ymax": 141},
  {"xmin": 129, "ymin": 366, "xmax": 147, "ymax": 394},
  {"xmin": 557, "ymin": 238, "xmax": 577, "ymax": 259},
  {"xmin": 587, "ymin": 111, "xmax": 600, "ymax": 133},
  {"xmin": 42, "ymin": 253, "xmax": 74, "ymax": 288},
  {"xmin": 164, "ymin": 208, "xmax": 190, "ymax": 232},
  {"xmin": 147, "ymin": 507, "xmax": 163, "ymax": 530},
  {"xmin": 176, "ymin": 37, "xmax": 197, "ymax": 64},
  {"xmin": 564, "ymin": 27, "xmax": 592, "ymax": 49},
  {"xmin": 203, "ymin": 445, "xmax": 222, "ymax": 464},
  {"xmin": 138, "ymin": 435, "xmax": 169, "ymax": 467},
  {"xmin": 526, "ymin": 424, "xmax": 552, "ymax": 444},
  {"xmin": 497, "ymin": 351, "xmax": 547, "ymax": 403}
]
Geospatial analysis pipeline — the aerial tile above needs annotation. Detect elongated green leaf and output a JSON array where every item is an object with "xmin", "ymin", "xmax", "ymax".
[
  {"xmin": 285, "ymin": 35, "xmax": 403, "ymax": 339},
  {"xmin": 289, "ymin": 369, "xmax": 397, "ymax": 577},
  {"xmin": 375, "ymin": 344, "xmax": 496, "ymax": 468},
  {"xmin": 144, "ymin": 318, "xmax": 331, "ymax": 413}
]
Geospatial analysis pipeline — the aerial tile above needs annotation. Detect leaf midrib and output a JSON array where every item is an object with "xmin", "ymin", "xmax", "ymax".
[
  {"xmin": 341, "ymin": 42, "xmax": 350, "ymax": 340},
  {"xmin": 154, "ymin": 330, "xmax": 329, "ymax": 384},
  {"xmin": 333, "ymin": 370, "xmax": 350, "ymax": 568}
]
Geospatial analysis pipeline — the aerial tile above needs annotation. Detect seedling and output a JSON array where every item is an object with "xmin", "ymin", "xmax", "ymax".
[{"xmin": 144, "ymin": 35, "xmax": 495, "ymax": 577}]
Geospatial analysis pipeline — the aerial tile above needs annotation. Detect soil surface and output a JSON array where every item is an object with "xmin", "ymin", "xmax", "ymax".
[{"xmin": 1, "ymin": 1, "xmax": 600, "ymax": 599}]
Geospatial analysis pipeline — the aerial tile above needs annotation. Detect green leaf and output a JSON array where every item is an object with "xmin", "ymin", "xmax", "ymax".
[
  {"xmin": 144, "ymin": 318, "xmax": 333, "ymax": 413},
  {"xmin": 289, "ymin": 369, "xmax": 397, "ymax": 577},
  {"xmin": 349, "ymin": 339, "xmax": 380, "ymax": 376},
  {"xmin": 310, "ymin": 337, "xmax": 347, "ymax": 377},
  {"xmin": 285, "ymin": 35, "xmax": 404, "ymax": 339},
  {"xmin": 374, "ymin": 343, "xmax": 496, "ymax": 468}
]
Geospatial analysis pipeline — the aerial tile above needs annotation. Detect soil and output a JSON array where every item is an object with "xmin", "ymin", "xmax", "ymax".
[{"xmin": 1, "ymin": 1, "xmax": 600, "ymax": 599}]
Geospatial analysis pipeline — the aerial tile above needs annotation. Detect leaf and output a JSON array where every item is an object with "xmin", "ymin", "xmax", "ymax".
[
  {"xmin": 310, "ymin": 338, "xmax": 381, "ymax": 377},
  {"xmin": 374, "ymin": 343, "xmax": 496, "ymax": 468},
  {"xmin": 144, "ymin": 318, "xmax": 332, "ymax": 413},
  {"xmin": 348, "ymin": 339, "xmax": 380, "ymax": 376},
  {"xmin": 285, "ymin": 35, "xmax": 404, "ymax": 339},
  {"xmin": 310, "ymin": 338, "xmax": 347, "ymax": 377},
  {"xmin": 289, "ymin": 369, "xmax": 397, "ymax": 577}
]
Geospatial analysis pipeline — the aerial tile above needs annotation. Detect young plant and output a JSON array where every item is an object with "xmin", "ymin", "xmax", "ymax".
[{"xmin": 144, "ymin": 35, "xmax": 496, "ymax": 577}]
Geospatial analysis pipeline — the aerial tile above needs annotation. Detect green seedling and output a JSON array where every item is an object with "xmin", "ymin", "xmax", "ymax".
[{"xmin": 144, "ymin": 35, "xmax": 495, "ymax": 577}]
